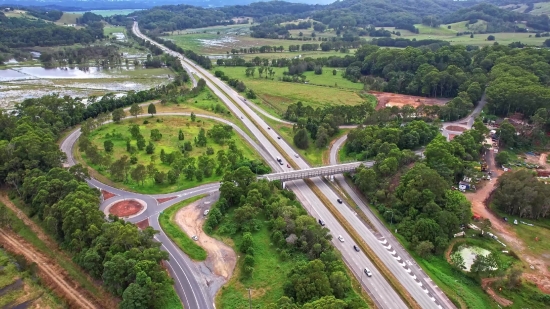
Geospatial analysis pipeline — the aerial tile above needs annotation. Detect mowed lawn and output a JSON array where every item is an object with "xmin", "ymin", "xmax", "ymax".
[
  {"xmin": 213, "ymin": 66, "xmax": 365, "ymax": 116},
  {"xmin": 84, "ymin": 116, "xmax": 263, "ymax": 193}
]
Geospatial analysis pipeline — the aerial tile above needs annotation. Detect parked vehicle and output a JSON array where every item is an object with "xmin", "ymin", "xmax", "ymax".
[{"xmin": 203, "ymin": 209, "xmax": 209, "ymax": 216}]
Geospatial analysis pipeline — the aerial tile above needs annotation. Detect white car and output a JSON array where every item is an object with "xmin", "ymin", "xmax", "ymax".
[
  {"xmin": 338, "ymin": 235, "xmax": 344, "ymax": 242},
  {"xmin": 192, "ymin": 235, "xmax": 198, "ymax": 241},
  {"xmin": 294, "ymin": 153, "xmax": 299, "ymax": 158},
  {"xmin": 364, "ymin": 268, "xmax": 372, "ymax": 277},
  {"xmin": 203, "ymin": 209, "xmax": 210, "ymax": 216}
]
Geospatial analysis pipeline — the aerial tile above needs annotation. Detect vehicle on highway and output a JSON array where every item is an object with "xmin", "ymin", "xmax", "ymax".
[
  {"xmin": 277, "ymin": 136, "xmax": 281, "ymax": 139},
  {"xmin": 267, "ymin": 127, "xmax": 270, "ymax": 130},
  {"xmin": 287, "ymin": 164, "xmax": 290, "ymax": 168},
  {"xmin": 338, "ymin": 235, "xmax": 344, "ymax": 242},
  {"xmin": 241, "ymin": 116, "xmax": 243, "ymax": 119},
  {"xmin": 279, "ymin": 161, "xmax": 284, "ymax": 165},
  {"xmin": 337, "ymin": 198, "xmax": 343, "ymax": 204},
  {"xmin": 203, "ymin": 209, "xmax": 209, "ymax": 216},
  {"xmin": 192, "ymin": 235, "xmax": 198, "ymax": 241},
  {"xmin": 276, "ymin": 157, "xmax": 282, "ymax": 163},
  {"xmin": 294, "ymin": 153, "xmax": 299, "ymax": 158},
  {"xmin": 364, "ymin": 268, "xmax": 372, "ymax": 277},
  {"xmin": 318, "ymin": 219, "xmax": 325, "ymax": 226},
  {"xmin": 353, "ymin": 245, "xmax": 360, "ymax": 252}
]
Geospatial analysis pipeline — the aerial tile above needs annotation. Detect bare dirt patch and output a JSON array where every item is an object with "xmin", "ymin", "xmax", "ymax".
[
  {"xmin": 135, "ymin": 219, "xmax": 150, "ymax": 230},
  {"xmin": 157, "ymin": 196, "xmax": 176, "ymax": 204},
  {"xmin": 445, "ymin": 125, "xmax": 467, "ymax": 132},
  {"xmin": 448, "ymin": 134, "xmax": 457, "ymax": 141},
  {"xmin": 369, "ymin": 91, "xmax": 449, "ymax": 110},
  {"xmin": 174, "ymin": 201, "xmax": 236, "ymax": 280},
  {"xmin": 482, "ymin": 278, "xmax": 513, "ymax": 307},
  {"xmin": 108, "ymin": 200, "xmax": 143, "ymax": 217},
  {"xmin": 101, "ymin": 190, "xmax": 116, "ymax": 200}
]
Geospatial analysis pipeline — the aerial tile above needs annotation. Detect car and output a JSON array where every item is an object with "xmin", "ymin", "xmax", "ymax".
[
  {"xmin": 318, "ymin": 219, "xmax": 325, "ymax": 226},
  {"xmin": 294, "ymin": 154, "xmax": 299, "ymax": 158},
  {"xmin": 240, "ymin": 116, "xmax": 243, "ymax": 119},
  {"xmin": 503, "ymin": 217, "xmax": 508, "ymax": 222},
  {"xmin": 287, "ymin": 164, "xmax": 290, "ymax": 168},
  {"xmin": 267, "ymin": 127, "xmax": 271, "ymax": 130},
  {"xmin": 277, "ymin": 136, "xmax": 281, "ymax": 139},
  {"xmin": 192, "ymin": 235, "xmax": 198, "ymax": 241},
  {"xmin": 279, "ymin": 161, "xmax": 284, "ymax": 165},
  {"xmin": 337, "ymin": 235, "xmax": 344, "ymax": 242},
  {"xmin": 364, "ymin": 268, "xmax": 372, "ymax": 277},
  {"xmin": 203, "ymin": 209, "xmax": 210, "ymax": 216},
  {"xmin": 353, "ymin": 245, "xmax": 360, "ymax": 252},
  {"xmin": 337, "ymin": 198, "xmax": 343, "ymax": 204}
]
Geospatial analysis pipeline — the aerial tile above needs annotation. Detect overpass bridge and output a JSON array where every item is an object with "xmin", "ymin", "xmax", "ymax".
[{"xmin": 260, "ymin": 161, "xmax": 374, "ymax": 182}]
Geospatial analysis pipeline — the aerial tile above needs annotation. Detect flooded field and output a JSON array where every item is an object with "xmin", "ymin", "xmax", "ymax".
[{"xmin": 0, "ymin": 66, "xmax": 172, "ymax": 108}]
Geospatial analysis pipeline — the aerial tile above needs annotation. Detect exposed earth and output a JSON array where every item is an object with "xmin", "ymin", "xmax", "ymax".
[
  {"xmin": 108, "ymin": 199, "xmax": 144, "ymax": 217},
  {"xmin": 465, "ymin": 150, "xmax": 550, "ymax": 294},
  {"xmin": 369, "ymin": 91, "xmax": 449, "ymax": 110},
  {"xmin": 445, "ymin": 125, "xmax": 467, "ymax": 132},
  {"xmin": 174, "ymin": 199, "xmax": 236, "ymax": 282},
  {"xmin": 101, "ymin": 190, "xmax": 116, "ymax": 200},
  {"xmin": 157, "ymin": 196, "xmax": 177, "ymax": 204}
]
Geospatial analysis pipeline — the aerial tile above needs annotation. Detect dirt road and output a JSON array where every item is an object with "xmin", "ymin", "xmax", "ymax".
[
  {"xmin": 0, "ymin": 192, "xmax": 117, "ymax": 308},
  {"xmin": 0, "ymin": 230, "xmax": 100, "ymax": 309},
  {"xmin": 174, "ymin": 200, "xmax": 236, "ymax": 280}
]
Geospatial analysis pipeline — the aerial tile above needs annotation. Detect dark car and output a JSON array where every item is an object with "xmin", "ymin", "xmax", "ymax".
[
  {"xmin": 318, "ymin": 219, "xmax": 325, "ymax": 226},
  {"xmin": 277, "ymin": 136, "xmax": 281, "ymax": 139},
  {"xmin": 279, "ymin": 161, "xmax": 284, "ymax": 165},
  {"xmin": 353, "ymin": 245, "xmax": 360, "ymax": 252},
  {"xmin": 337, "ymin": 198, "xmax": 343, "ymax": 204}
]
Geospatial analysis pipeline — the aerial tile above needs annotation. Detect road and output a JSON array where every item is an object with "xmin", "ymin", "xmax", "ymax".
[
  {"xmin": 132, "ymin": 22, "xmax": 411, "ymax": 309},
  {"xmin": 330, "ymin": 136, "xmax": 456, "ymax": 309},
  {"xmin": 441, "ymin": 91, "xmax": 488, "ymax": 140}
]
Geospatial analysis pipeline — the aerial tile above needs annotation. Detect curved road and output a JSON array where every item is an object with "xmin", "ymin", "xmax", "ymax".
[
  {"xmin": 132, "ymin": 22, "xmax": 432, "ymax": 309},
  {"xmin": 60, "ymin": 112, "xmax": 279, "ymax": 309}
]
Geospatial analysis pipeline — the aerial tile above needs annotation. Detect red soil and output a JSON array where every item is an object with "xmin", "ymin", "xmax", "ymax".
[
  {"xmin": 135, "ymin": 219, "xmax": 150, "ymax": 230},
  {"xmin": 369, "ymin": 91, "xmax": 449, "ymax": 110},
  {"xmin": 101, "ymin": 190, "xmax": 116, "ymax": 200},
  {"xmin": 157, "ymin": 196, "xmax": 176, "ymax": 204},
  {"xmin": 108, "ymin": 200, "xmax": 143, "ymax": 217},
  {"xmin": 445, "ymin": 125, "xmax": 467, "ymax": 132},
  {"xmin": 448, "ymin": 134, "xmax": 457, "ymax": 140}
]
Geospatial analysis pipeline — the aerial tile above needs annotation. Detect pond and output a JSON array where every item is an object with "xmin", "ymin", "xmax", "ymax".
[
  {"xmin": 0, "ymin": 66, "xmax": 146, "ymax": 81},
  {"xmin": 457, "ymin": 245, "xmax": 493, "ymax": 272}
]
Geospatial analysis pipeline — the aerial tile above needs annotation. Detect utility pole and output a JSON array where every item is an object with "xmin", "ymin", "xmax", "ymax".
[{"xmin": 246, "ymin": 288, "xmax": 252, "ymax": 309}]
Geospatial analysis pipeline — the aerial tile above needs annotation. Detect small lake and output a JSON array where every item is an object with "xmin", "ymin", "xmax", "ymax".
[{"xmin": 457, "ymin": 246, "xmax": 495, "ymax": 272}]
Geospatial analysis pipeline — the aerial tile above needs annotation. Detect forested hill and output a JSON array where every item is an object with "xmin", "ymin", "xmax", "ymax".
[
  {"xmin": 311, "ymin": 0, "xmax": 473, "ymax": 28},
  {"xmin": 445, "ymin": 3, "xmax": 550, "ymax": 31}
]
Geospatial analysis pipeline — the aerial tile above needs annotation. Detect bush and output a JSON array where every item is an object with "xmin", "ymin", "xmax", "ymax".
[{"xmin": 487, "ymin": 35, "xmax": 495, "ymax": 41}]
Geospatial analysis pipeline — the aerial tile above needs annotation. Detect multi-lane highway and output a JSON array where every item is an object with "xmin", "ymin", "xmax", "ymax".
[{"xmin": 132, "ymin": 22, "xmax": 412, "ymax": 309}]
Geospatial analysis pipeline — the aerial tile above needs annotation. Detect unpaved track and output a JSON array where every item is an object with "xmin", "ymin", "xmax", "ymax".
[{"xmin": 0, "ymin": 230, "xmax": 99, "ymax": 309}]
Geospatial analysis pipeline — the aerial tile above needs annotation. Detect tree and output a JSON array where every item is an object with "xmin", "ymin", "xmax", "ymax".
[
  {"xmin": 471, "ymin": 253, "xmax": 498, "ymax": 275},
  {"xmin": 332, "ymin": 69, "xmax": 337, "ymax": 76},
  {"xmin": 136, "ymin": 135, "xmax": 146, "ymax": 150},
  {"xmin": 207, "ymin": 124, "xmax": 233, "ymax": 144},
  {"xmin": 329, "ymin": 271, "xmax": 349, "ymax": 298},
  {"xmin": 302, "ymin": 296, "xmax": 347, "ymax": 309},
  {"xmin": 178, "ymin": 129, "xmax": 184, "ymax": 141},
  {"xmin": 150, "ymin": 129, "xmax": 162, "ymax": 141},
  {"xmin": 451, "ymin": 252, "xmax": 466, "ymax": 270},
  {"xmin": 479, "ymin": 218, "xmax": 491, "ymax": 234},
  {"xmin": 415, "ymin": 240, "xmax": 434, "ymax": 258},
  {"xmin": 190, "ymin": 112, "xmax": 196, "ymax": 122},
  {"xmin": 315, "ymin": 126, "xmax": 329, "ymax": 148},
  {"xmin": 196, "ymin": 128, "xmax": 207, "ymax": 147},
  {"xmin": 112, "ymin": 108, "xmax": 125, "ymax": 123},
  {"xmin": 240, "ymin": 232, "xmax": 254, "ymax": 253},
  {"xmin": 294, "ymin": 128, "xmax": 309, "ymax": 149},
  {"xmin": 507, "ymin": 268, "xmax": 522, "ymax": 290},
  {"xmin": 104, "ymin": 140, "xmax": 114, "ymax": 152},
  {"xmin": 130, "ymin": 103, "xmax": 143, "ymax": 118},
  {"xmin": 147, "ymin": 103, "xmax": 156, "ymax": 116},
  {"xmin": 129, "ymin": 124, "xmax": 140, "ymax": 139},
  {"xmin": 131, "ymin": 164, "xmax": 147, "ymax": 186},
  {"xmin": 487, "ymin": 35, "xmax": 495, "ymax": 41},
  {"xmin": 495, "ymin": 151, "xmax": 510, "ymax": 166},
  {"xmin": 146, "ymin": 141, "xmax": 155, "ymax": 154}
]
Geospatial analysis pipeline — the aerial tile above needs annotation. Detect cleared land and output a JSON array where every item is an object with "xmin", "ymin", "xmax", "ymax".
[
  {"xmin": 213, "ymin": 66, "xmax": 365, "ymax": 116},
  {"xmin": 370, "ymin": 91, "xmax": 449, "ymax": 109},
  {"xmin": 108, "ymin": 199, "xmax": 143, "ymax": 217},
  {"xmin": 84, "ymin": 115, "xmax": 264, "ymax": 194}
]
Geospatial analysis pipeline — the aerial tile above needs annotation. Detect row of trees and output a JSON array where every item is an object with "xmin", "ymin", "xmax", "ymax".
[
  {"xmin": 38, "ymin": 45, "xmax": 123, "ymax": 68},
  {"xmin": 204, "ymin": 167, "xmax": 366, "ymax": 308}
]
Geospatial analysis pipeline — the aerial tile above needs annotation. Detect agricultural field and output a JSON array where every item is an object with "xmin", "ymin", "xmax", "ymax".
[
  {"xmin": 212, "ymin": 66, "xmax": 365, "ymax": 117},
  {"xmin": 0, "ymin": 249, "xmax": 63, "ymax": 308},
  {"xmin": 530, "ymin": 2, "xmax": 550, "ymax": 15},
  {"xmin": 83, "ymin": 115, "xmax": 265, "ymax": 194},
  {"xmin": 103, "ymin": 25, "xmax": 127, "ymax": 37},
  {"xmin": 55, "ymin": 13, "xmax": 82, "ymax": 26}
]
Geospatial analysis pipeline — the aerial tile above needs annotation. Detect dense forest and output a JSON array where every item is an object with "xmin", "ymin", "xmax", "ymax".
[
  {"xmin": 0, "ymin": 12, "xmax": 103, "ymax": 47},
  {"xmin": 131, "ymin": 5, "xmax": 229, "ymax": 33}
]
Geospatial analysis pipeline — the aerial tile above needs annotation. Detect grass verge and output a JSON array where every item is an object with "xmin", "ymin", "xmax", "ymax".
[
  {"xmin": 159, "ymin": 195, "xmax": 208, "ymax": 261},
  {"xmin": 303, "ymin": 179, "xmax": 421, "ymax": 309}
]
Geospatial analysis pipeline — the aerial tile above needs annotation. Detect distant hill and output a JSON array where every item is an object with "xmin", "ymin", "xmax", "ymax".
[{"xmin": 445, "ymin": 3, "xmax": 550, "ymax": 31}]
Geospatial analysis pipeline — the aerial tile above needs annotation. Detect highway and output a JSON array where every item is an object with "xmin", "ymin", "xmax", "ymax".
[{"xmin": 132, "ymin": 22, "xmax": 410, "ymax": 309}]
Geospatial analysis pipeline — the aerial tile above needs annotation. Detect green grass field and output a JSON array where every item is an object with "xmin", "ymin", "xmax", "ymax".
[
  {"xmin": 530, "ymin": 2, "xmax": 550, "ymax": 15},
  {"xmin": 213, "ymin": 66, "xmax": 365, "ymax": 117},
  {"xmin": 159, "ymin": 195, "xmax": 207, "ymax": 261},
  {"xmin": 84, "ymin": 116, "xmax": 263, "ymax": 194},
  {"xmin": 104, "ymin": 25, "xmax": 127, "ymax": 36},
  {"xmin": 215, "ymin": 221, "xmax": 299, "ymax": 308},
  {"xmin": 56, "ymin": 13, "xmax": 82, "ymax": 25}
]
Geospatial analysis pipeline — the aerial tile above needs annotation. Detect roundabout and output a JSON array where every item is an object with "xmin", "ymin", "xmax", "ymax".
[{"xmin": 104, "ymin": 198, "xmax": 147, "ymax": 219}]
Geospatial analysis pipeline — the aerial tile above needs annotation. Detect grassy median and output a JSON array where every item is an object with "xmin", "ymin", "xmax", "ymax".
[{"xmin": 159, "ymin": 195, "xmax": 208, "ymax": 261}]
